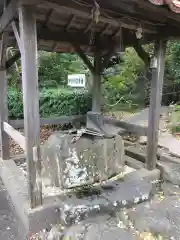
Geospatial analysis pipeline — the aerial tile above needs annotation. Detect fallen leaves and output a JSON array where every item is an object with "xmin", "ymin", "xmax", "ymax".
[
  {"xmin": 9, "ymin": 125, "xmax": 62, "ymax": 156},
  {"xmin": 139, "ymin": 232, "xmax": 163, "ymax": 240}
]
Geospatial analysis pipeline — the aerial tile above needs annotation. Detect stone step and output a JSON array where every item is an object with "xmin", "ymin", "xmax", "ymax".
[
  {"xmin": 61, "ymin": 214, "xmax": 137, "ymax": 240},
  {"xmin": 127, "ymin": 195, "xmax": 180, "ymax": 240},
  {"xmin": 56, "ymin": 169, "xmax": 160, "ymax": 226},
  {"xmin": 124, "ymin": 155, "xmax": 145, "ymax": 169}
]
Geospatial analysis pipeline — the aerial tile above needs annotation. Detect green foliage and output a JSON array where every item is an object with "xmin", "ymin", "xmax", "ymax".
[
  {"xmin": 166, "ymin": 41, "xmax": 180, "ymax": 82},
  {"xmin": 38, "ymin": 52, "xmax": 86, "ymax": 88},
  {"xmin": 102, "ymin": 47, "xmax": 145, "ymax": 111},
  {"xmin": 7, "ymin": 40, "xmax": 180, "ymax": 119},
  {"xmin": 169, "ymin": 104, "xmax": 180, "ymax": 134},
  {"xmin": 8, "ymin": 88, "xmax": 92, "ymax": 119},
  {"xmin": 8, "ymin": 87, "xmax": 24, "ymax": 119},
  {"xmin": 39, "ymin": 88, "xmax": 92, "ymax": 117}
]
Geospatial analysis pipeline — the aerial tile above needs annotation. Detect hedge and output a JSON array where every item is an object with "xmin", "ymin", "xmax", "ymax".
[{"xmin": 8, "ymin": 88, "xmax": 92, "ymax": 119}]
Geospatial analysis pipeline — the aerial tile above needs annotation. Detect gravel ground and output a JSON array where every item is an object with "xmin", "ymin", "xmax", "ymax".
[{"xmin": 0, "ymin": 181, "xmax": 26, "ymax": 240}]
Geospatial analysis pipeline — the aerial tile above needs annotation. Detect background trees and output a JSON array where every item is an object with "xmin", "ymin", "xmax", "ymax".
[{"xmin": 7, "ymin": 40, "xmax": 180, "ymax": 119}]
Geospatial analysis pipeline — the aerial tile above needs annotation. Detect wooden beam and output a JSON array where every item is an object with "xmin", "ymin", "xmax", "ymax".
[
  {"xmin": 3, "ymin": 122, "xmax": 25, "ymax": 150},
  {"xmin": 101, "ymin": 42, "xmax": 119, "ymax": 71},
  {"xmin": 66, "ymin": 15, "xmax": 75, "ymax": 31},
  {"xmin": 73, "ymin": 43, "xmax": 95, "ymax": 74},
  {"xmin": 84, "ymin": 20, "xmax": 93, "ymax": 34},
  {"xmin": 52, "ymin": 42, "xmax": 57, "ymax": 52},
  {"xmin": 101, "ymin": 28, "xmax": 124, "ymax": 70},
  {"xmin": 0, "ymin": 33, "xmax": 10, "ymax": 160},
  {"xmin": 102, "ymin": 50, "xmax": 115, "ymax": 71},
  {"xmin": 100, "ymin": 23, "xmax": 109, "ymax": 36},
  {"xmin": 0, "ymin": 0, "xmax": 18, "ymax": 34},
  {"xmin": 44, "ymin": 8, "xmax": 53, "ymax": 26},
  {"xmin": 43, "ymin": 1, "xmax": 157, "ymax": 34},
  {"xmin": 92, "ymin": 51, "xmax": 101, "ymax": 112},
  {"xmin": 37, "ymin": 27, "xmax": 113, "ymax": 50},
  {"xmin": 0, "ymin": 34, "xmax": 6, "ymax": 68},
  {"xmin": 0, "ymin": 71, "xmax": 10, "ymax": 160},
  {"xmin": 133, "ymin": 40, "xmax": 151, "ymax": 67},
  {"xmin": 36, "ymin": 25, "xmax": 152, "ymax": 53},
  {"xmin": 5, "ymin": 50, "xmax": 20, "ymax": 69},
  {"xmin": 147, "ymin": 40, "xmax": 166, "ymax": 170},
  {"xmin": 11, "ymin": 21, "xmax": 22, "ymax": 52},
  {"xmin": 19, "ymin": 5, "xmax": 42, "ymax": 208}
]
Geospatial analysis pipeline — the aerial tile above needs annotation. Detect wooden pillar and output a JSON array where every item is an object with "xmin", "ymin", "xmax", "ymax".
[
  {"xmin": 19, "ymin": 5, "xmax": 42, "ymax": 208},
  {"xmin": 92, "ymin": 51, "xmax": 101, "ymax": 113},
  {"xmin": 0, "ymin": 36, "xmax": 9, "ymax": 160},
  {"xmin": 147, "ymin": 40, "xmax": 166, "ymax": 170}
]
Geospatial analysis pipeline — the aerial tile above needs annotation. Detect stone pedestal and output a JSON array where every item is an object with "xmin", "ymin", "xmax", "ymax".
[{"xmin": 41, "ymin": 132, "xmax": 124, "ymax": 189}]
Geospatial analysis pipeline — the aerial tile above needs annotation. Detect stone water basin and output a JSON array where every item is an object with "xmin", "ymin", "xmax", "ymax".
[{"xmin": 41, "ymin": 132, "xmax": 125, "ymax": 190}]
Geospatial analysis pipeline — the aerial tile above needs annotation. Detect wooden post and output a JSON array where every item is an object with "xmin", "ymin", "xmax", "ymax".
[
  {"xmin": 147, "ymin": 40, "xmax": 166, "ymax": 170},
  {"xmin": 0, "ymin": 33, "xmax": 10, "ymax": 160},
  {"xmin": 19, "ymin": 5, "xmax": 42, "ymax": 208},
  {"xmin": 92, "ymin": 51, "xmax": 101, "ymax": 112}
]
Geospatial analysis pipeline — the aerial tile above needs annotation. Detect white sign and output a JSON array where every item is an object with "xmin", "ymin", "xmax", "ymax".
[{"xmin": 68, "ymin": 74, "xmax": 86, "ymax": 87}]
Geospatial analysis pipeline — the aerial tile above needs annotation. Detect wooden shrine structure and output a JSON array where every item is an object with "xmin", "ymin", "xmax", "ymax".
[{"xmin": 0, "ymin": 0, "xmax": 180, "ymax": 233}]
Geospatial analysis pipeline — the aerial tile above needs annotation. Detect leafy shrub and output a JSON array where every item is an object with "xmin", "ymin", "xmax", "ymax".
[
  {"xmin": 8, "ymin": 88, "xmax": 92, "ymax": 119},
  {"xmin": 169, "ymin": 104, "xmax": 180, "ymax": 134},
  {"xmin": 8, "ymin": 87, "xmax": 24, "ymax": 119}
]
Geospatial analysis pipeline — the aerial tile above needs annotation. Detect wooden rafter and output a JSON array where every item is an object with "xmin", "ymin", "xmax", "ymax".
[
  {"xmin": 84, "ymin": 20, "xmax": 94, "ymax": 34},
  {"xmin": 66, "ymin": 15, "xmax": 75, "ymax": 31},
  {"xmin": 0, "ymin": 0, "xmax": 18, "ymax": 34},
  {"xmin": 101, "ymin": 52, "xmax": 115, "ymax": 71},
  {"xmin": 73, "ymin": 43, "xmax": 95, "ymax": 74},
  {"xmin": 52, "ymin": 42, "xmax": 57, "ymax": 52},
  {"xmin": 11, "ymin": 21, "xmax": 22, "ymax": 52},
  {"xmin": 100, "ymin": 23, "xmax": 109, "ymax": 36},
  {"xmin": 42, "ymin": 1, "xmax": 157, "ymax": 34},
  {"xmin": 44, "ymin": 8, "xmax": 53, "ymax": 26},
  {"xmin": 133, "ymin": 40, "xmax": 151, "ymax": 67}
]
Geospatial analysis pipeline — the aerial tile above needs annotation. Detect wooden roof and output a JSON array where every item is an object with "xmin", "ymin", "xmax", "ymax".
[
  {"xmin": 149, "ymin": 0, "xmax": 180, "ymax": 13},
  {"xmin": 2, "ymin": 0, "xmax": 180, "ymax": 54}
]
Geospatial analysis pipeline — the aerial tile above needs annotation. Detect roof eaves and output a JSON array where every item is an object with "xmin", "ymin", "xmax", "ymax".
[{"xmin": 149, "ymin": 0, "xmax": 180, "ymax": 13}]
